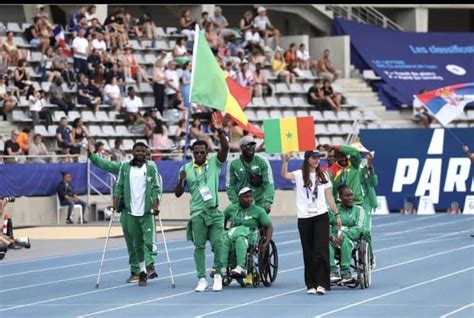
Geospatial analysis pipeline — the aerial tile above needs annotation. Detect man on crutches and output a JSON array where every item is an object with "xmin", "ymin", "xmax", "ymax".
[
  {"xmin": 88, "ymin": 147, "xmax": 162, "ymax": 283},
  {"xmin": 113, "ymin": 142, "xmax": 162, "ymax": 286}
]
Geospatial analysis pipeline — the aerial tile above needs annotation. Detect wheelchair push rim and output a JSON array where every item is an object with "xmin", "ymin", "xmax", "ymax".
[{"xmin": 259, "ymin": 239, "xmax": 278, "ymax": 287}]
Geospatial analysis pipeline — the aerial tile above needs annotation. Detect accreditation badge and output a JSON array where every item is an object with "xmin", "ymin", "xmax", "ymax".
[{"xmin": 199, "ymin": 185, "xmax": 213, "ymax": 202}]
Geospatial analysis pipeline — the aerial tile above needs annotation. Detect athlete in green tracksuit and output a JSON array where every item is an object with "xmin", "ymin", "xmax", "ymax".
[
  {"xmin": 328, "ymin": 185, "xmax": 365, "ymax": 283},
  {"xmin": 113, "ymin": 142, "xmax": 162, "ymax": 286},
  {"xmin": 324, "ymin": 143, "xmax": 374, "ymax": 265},
  {"xmin": 360, "ymin": 152, "xmax": 378, "ymax": 266},
  {"xmin": 88, "ymin": 149, "xmax": 162, "ymax": 282},
  {"xmin": 174, "ymin": 112, "xmax": 229, "ymax": 292},
  {"xmin": 226, "ymin": 136, "xmax": 275, "ymax": 213},
  {"xmin": 221, "ymin": 187, "xmax": 273, "ymax": 278}
]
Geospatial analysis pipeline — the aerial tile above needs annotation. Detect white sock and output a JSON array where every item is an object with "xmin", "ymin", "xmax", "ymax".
[{"xmin": 139, "ymin": 261, "xmax": 146, "ymax": 273}]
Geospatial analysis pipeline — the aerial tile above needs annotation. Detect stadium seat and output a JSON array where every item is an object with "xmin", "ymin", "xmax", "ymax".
[
  {"xmin": 331, "ymin": 136, "xmax": 346, "ymax": 144},
  {"xmin": 168, "ymin": 125, "xmax": 178, "ymax": 135},
  {"xmin": 30, "ymin": 51, "xmax": 42, "ymax": 63},
  {"xmin": 144, "ymin": 53, "xmax": 157, "ymax": 65},
  {"xmin": 275, "ymin": 83, "xmax": 290, "ymax": 94},
  {"xmin": 116, "ymin": 125, "xmax": 135, "ymax": 136},
  {"xmin": 95, "ymin": 111, "xmax": 112, "ymax": 123},
  {"xmin": 155, "ymin": 40, "xmax": 169, "ymax": 50},
  {"xmin": 310, "ymin": 110, "xmax": 324, "ymax": 122},
  {"xmin": 467, "ymin": 110, "xmax": 474, "ymax": 119},
  {"xmin": 256, "ymin": 110, "xmax": 269, "ymax": 121},
  {"xmin": 279, "ymin": 96, "xmax": 294, "ymax": 108},
  {"xmin": 282, "ymin": 110, "xmax": 296, "ymax": 118},
  {"xmin": 302, "ymin": 82, "xmax": 313, "ymax": 92},
  {"xmin": 350, "ymin": 110, "xmax": 364, "ymax": 121},
  {"xmin": 12, "ymin": 110, "xmax": 32, "ymax": 122},
  {"xmin": 123, "ymin": 139, "xmax": 135, "ymax": 150},
  {"xmin": 163, "ymin": 109, "xmax": 181, "ymax": 124},
  {"xmin": 108, "ymin": 111, "xmax": 122, "ymax": 122},
  {"xmin": 318, "ymin": 136, "xmax": 332, "ymax": 145},
  {"xmin": 251, "ymin": 97, "xmax": 266, "ymax": 107},
  {"xmin": 289, "ymin": 83, "xmax": 304, "ymax": 93},
  {"xmin": 81, "ymin": 111, "xmax": 98, "ymax": 123},
  {"xmin": 269, "ymin": 110, "xmax": 283, "ymax": 118},
  {"xmin": 34, "ymin": 125, "xmax": 49, "ymax": 137},
  {"xmin": 366, "ymin": 123, "xmax": 379, "ymax": 129},
  {"xmin": 156, "ymin": 27, "xmax": 168, "ymax": 37},
  {"xmin": 322, "ymin": 111, "xmax": 338, "ymax": 122},
  {"xmin": 41, "ymin": 82, "xmax": 51, "ymax": 92},
  {"xmin": 364, "ymin": 111, "xmax": 379, "ymax": 121},
  {"xmin": 327, "ymin": 123, "xmax": 342, "ymax": 134},
  {"xmin": 138, "ymin": 82, "xmax": 153, "ymax": 93},
  {"xmin": 101, "ymin": 125, "xmax": 116, "ymax": 137},
  {"xmin": 340, "ymin": 123, "xmax": 354, "ymax": 134},
  {"xmin": 14, "ymin": 36, "xmax": 31, "ymax": 48},
  {"xmin": 296, "ymin": 110, "xmax": 310, "ymax": 117},
  {"xmin": 129, "ymin": 39, "xmax": 143, "ymax": 51},
  {"xmin": 337, "ymin": 110, "xmax": 352, "ymax": 121},
  {"xmin": 68, "ymin": 111, "xmax": 81, "ymax": 122},
  {"xmin": 88, "ymin": 125, "xmax": 103, "ymax": 137},
  {"xmin": 166, "ymin": 27, "xmax": 178, "ymax": 35},
  {"xmin": 7, "ymin": 22, "xmax": 22, "ymax": 33},
  {"xmin": 244, "ymin": 110, "xmax": 257, "ymax": 121},
  {"xmin": 265, "ymin": 97, "xmax": 281, "ymax": 107},
  {"xmin": 48, "ymin": 125, "xmax": 58, "ymax": 137},
  {"xmin": 133, "ymin": 53, "xmax": 145, "ymax": 65},
  {"xmin": 143, "ymin": 95, "xmax": 155, "ymax": 106},
  {"xmin": 293, "ymin": 96, "xmax": 311, "ymax": 108},
  {"xmin": 314, "ymin": 123, "xmax": 328, "ymax": 135}
]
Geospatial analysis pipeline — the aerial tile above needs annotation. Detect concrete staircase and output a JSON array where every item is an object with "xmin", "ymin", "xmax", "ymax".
[{"xmin": 337, "ymin": 66, "xmax": 418, "ymax": 128}]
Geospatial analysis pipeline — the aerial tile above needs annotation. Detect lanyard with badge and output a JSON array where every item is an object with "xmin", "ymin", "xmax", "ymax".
[
  {"xmin": 306, "ymin": 176, "xmax": 320, "ymax": 214},
  {"xmin": 193, "ymin": 164, "xmax": 213, "ymax": 202}
]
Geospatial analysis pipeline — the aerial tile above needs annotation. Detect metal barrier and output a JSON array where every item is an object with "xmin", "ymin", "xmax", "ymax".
[{"xmin": 327, "ymin": 5, "xmax": 404, "ymax": 31}]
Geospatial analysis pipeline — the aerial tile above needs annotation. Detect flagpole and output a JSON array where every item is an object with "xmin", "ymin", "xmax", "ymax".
[
  {"xmin": 183, "ymin": 24, "xmax": 201, "ymax": 161},
  {"xmin": 414, "ymin": 95, "xmax": 467, "ymax": 147}
]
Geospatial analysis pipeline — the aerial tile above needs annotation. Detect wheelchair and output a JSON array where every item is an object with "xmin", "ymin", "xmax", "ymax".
[
  {"xmin": 222, "ymin": 229, "xmax": 278, "ymax": 288},
  {"xmin": 330, "ymin": 234, "xmax": 371, "ymax": 289}
]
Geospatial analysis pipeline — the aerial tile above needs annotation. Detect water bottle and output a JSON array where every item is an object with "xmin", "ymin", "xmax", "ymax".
[{"xmin": 78, "ymin": 138, "xmax": 88, "ymax": 163}]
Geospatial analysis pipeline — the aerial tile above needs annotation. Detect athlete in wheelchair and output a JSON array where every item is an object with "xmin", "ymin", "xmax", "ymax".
[
  {"xmin": 328, "ymin": 185, "xmax": 371, "ymax": 289},
  {"xmin": 220, "ymin": 187, "xmax": 278, "ymax": 287}
]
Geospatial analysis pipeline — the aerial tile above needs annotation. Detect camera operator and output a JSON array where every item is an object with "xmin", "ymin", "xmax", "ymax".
[{"xmin": 0, "ymin": 196, "xmax": 31, "ymax": 260}]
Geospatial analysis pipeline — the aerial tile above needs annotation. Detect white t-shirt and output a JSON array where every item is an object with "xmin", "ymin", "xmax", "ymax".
[
  {"xmin": 72, "ymin": 37, "xmax": 89, "ymax": 60},
  {"xmin": 29, "ymin": 95, "xmax": 44, "ymax": 112},
  {"xmin": 130, "ymin": 165, "xmax": 147, "ymax": 216},
  {"xmin": 123, "ymin": 96, "xmax": 143, "ymax": 113},
  {"xmin": 104, "ymin": 84, "xmax": 121, "ymax": 100},
  {"xmin": 254, "ymin": 15, "xmax": 270, "ymax": 31},
  {"xmin": 297, "ymin": 49, "xmax": 310, "ymax": 61},
  {"xmin": 165, "ymin": 69, "xmax": 180, "ymax": 95},
  {"xmin": 293, "ymin": 169, "xmax": 332, "ymax": 219},
  {"xmin": 92, "ymin": 39, "xmax": 107, "ymax": 52}
]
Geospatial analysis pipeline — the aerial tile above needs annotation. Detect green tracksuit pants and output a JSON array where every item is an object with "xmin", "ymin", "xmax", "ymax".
[
  {"xmin": 362, "ymin": 201, "xmax": 374, "ymax": 261},
  {"xmin": 221, "ymin": 226, "xmax": 257, "ymax": 269},
  {"xmin": 190, "ymin": 210, "xmax": 224, "ymax": 279},
  {"xmin": 329, "ymin": 237, "xmax": 355, "ymax": 274},
  {"xmin": 120, "ymin": 212, "xmax": 156, "ymax": 274}
]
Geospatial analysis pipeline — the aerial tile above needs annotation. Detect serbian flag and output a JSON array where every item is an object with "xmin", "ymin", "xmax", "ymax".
[
  {"xmin": 190, "ymin": 25, "xmax": 248, "ymax": 125},
  {"xmin": 263, "ymin": 116, "xmax": 315, "ymax": 153},
  {"xmin": 53, "ymin": 25, "xmax": 72, "ymax": 57},
  {"xmin": 415, "ymin": 83, "xmax": 474, "ymax": 126}
]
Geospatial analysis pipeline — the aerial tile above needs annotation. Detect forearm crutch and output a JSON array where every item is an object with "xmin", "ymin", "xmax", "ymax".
[
  {"xmin": 156, "ymin": 213, "xmax": 176, "ymax": 288},
  {"xmin": 95, "ymin": 208, "xmax": 115, "ymax": 288}
]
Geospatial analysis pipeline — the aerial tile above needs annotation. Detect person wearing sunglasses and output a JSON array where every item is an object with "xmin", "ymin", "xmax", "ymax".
[
  {"xmin": 174, "ymin": 112, "xmax": 229, "ymax": 292},
  {"xmin": 281, "ymin": 150, "xmax": 341, "ymax": 296},
  {"xmin": 226, "ymin": 135, "xmax": 275, "ymax": 214}
]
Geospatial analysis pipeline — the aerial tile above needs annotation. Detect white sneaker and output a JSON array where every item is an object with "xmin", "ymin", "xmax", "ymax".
[
  {"xmin": 195, "ymin": 278, "xmax": 208, "ymax": 292},
  {"xmin": 307, "ymin": 288, "xmax": 317, "ymax": 294},
  {"xmin": 212, "ymin": 274, "xmax": 222, "ymax": 292},
  {"xmin": 316, "ymin": 286, "xmax": 326, "ymax": 295},
  {"xmin": 230, "ymin": 265, "xmax": 247, "ymax": 277}
]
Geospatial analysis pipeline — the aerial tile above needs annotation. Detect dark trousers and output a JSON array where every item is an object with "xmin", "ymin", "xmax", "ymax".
[
  {"xmin": 51, "ymin": 97, "xmax": 75, "ymax": 115},
  {"xmin": 73, "ymin": 58, "xmax": 88, "ymax": 77},
  {"xmin": 31, "ymin": 110, "xmax": 53, "ymax": 128},
  {"xmin": 153, "ymin": 82, "xmax": 165, "ymax": 114},
  {"xmin": 297, "ymin": 213, "xmax": 330, "ymax": 290},
  {"xmin": 61, "ymin": 199, "xmax": 86, "ymax": 220}
]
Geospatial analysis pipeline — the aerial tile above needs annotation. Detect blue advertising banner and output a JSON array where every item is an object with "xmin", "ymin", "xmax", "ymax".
[
  {"xmin": 332, "ymin": 18, "xmax": 474, "ymax": 110},
  {"xmin": 360, "ymin": 128, "xmax": 473, "ymax": 210}
]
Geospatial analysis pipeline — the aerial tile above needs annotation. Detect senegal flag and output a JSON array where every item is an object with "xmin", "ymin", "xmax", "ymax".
[
  {"xmin": 263, "ymin": 116, "xmax": 315, "ymax": 153},
  {"xmin": 189, "ymin": 25, "xmax": 249, "ymax": 125}
]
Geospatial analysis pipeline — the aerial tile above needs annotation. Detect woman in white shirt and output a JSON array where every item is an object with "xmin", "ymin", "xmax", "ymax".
[
  {"xmin": 103, "ymin": 76, "xmax": 123, "ymax": 111},
  {"xmin": 281, "ymin": 150, "xmax": 341, "ymax": 296}
]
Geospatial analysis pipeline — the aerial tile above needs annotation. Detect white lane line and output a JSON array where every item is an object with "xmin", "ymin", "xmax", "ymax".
[
  {"xmin": 193, "ymin": 245, "xmax": 474, "ymax": 317},
  {"xmin": 314, "ymin": 267, "xmax": 474, "ymax": 318},
  {"xmin": 376, "ymin": 219, "xmax": 467, "ymax": 238},
  {"xmin": 373, "ymin": 214, "xmax": 444, "ymax": 229},
  {"xmin": 440, "ymin": 303, "xmax": 474, "ymax": 318}
]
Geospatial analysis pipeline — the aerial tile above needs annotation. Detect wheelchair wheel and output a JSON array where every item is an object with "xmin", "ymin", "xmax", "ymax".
[
  {"xmin": 358, "ymin": 239, "xmax": 370, "ymax": 289},
  {"xmin": 222, "ymin": 268, "xmax": 232, "ymax": 287},
  {"xmin": 259, "ymin": 240, "xmax": 278, "ymax": 287}
]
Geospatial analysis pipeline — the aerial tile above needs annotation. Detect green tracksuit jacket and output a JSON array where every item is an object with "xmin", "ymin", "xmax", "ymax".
[
  {"xmin": 360, "ymin": 159, "xmax": 378, "ymax": 212},
  {"xmin": 225, "ymin": 154, "xmax": 275, "ymax": 209}
]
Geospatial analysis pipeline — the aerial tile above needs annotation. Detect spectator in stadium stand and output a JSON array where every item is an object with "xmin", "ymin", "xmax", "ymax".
[
  {"xmin": 173, "ymin": 37, "xmax": 192, "ymax": 66},
  {"xmin": 85, "ymin": 5, "xmax": 97, "ymax": 25},
  {"xmin": 199, "ymin": 11, "xmax": 209, "ymax": 29},
  {"xmin": 110, "ymin": 137, "xmax": 127, "ymax": 161},
  {"xmin": 29, "ymin": 133, "xmax": 54, "ymax": 163},
  {"xmin": 71, "ymin": 117, "xmax": 93, "ymax": 146},
  {"xmin": 180, "ymin": 61, "xmax": 192, "ymax": 108},
  {"xmin": 322, "ymin": 79, "xmax": 342, "ymax": 112},
  {"xmin": 0, "ymin": 78, "xmax": 18, "ymax": 120},
  {"xmin": 120, "ymin": 44, "xmax": 138, "ymax": 82},
  {"xmin": 56, "ymin": 117, "xmax": 79, "ymax": 155},
  {"xmin": 179, "ymin": 9, "xmax": 197, "ymax": 42},
  {"xmin": 72, "ymin": 28, "xmax": 90, "ymax": 77},
  {"xmin": 52, "ymin": 46, "xmax": 75, "ymax": 89},
  {"xmin": 71, "ymin": 16, "xmax": 89, "ymax": 38},
  {"xmin": 40, "ymin": 46, "xmax": 61, "ymax": 83},
  {"xmin": 412, "ymin": 89, "xmax": 435, "ymax": 128},
  {"xmin": 224, "ymin": 61, "xmax": 237, "ymax": 80},
  {"xmin": 204, "ymin": 22, "xmax": 219, "ymax": 55},
  {"xmin": 24, "ymin": 24, "xmax": 41, "ymax": 49},
  {"xmin": 5, "ymin": 70, "xmax": 20, "ymax": 99},
  {"xmin": 190, "ymin": 118, "xmax": 215, "ymax": 151},
  {"xmin": 316, "ymin": 49, "xmax": 342, "ymax": 82},
  {"xmin": 105, "ymin": 62, "xmax": 126, "ymax": 96},
  {"xmin": 283, "ymin": 43, "xmax": 298, "ymax": 74},
  {"xmin": 240, "ymin": 10, "xmax": 261, "ymax": 51},
  {"xmin": 86, "ymin": 18, "xmax": 105, "ymax": 41},
  {"xmin": 253, "ymin": 7, "xmax": 282, "ymax": 52},
  {"xmin": 50, "ymin": 77, "xmax": 75, "ymax": 116},
  {"xmin": 3, "ymin": 130, "xmax": 23, "ymax": 164},
  {"xmin": 35, "ymin": 16, "xmax": 54, "ymax": 55},
  {"xmin": 35, "ymin": 4, "xmax": 49, "ymax": 20},
  {"xmin": 103, "ymin": 12, "xmax": 121, "ymax": 50},
  {"xmin": 103, "ymin": 76, "xmax": 123, "ymax": 111},
  {"xmin": 3, "ymin": 31, "xmax": 28, "ymax": 67},
  {"xmin": 152, "ymin": 57, "xmax": 167, "ymax": 115},
  {"xmin": 151, "ymin": 118, "xmax": 170, "ymax": 152},
  {"xmin": 68, "ymin": 6, "xmax": 87, "ymax": 32},
  {"xmin": 252, "ymin": 63, "xmax": 271, "ymax": 98},
  {"xmin": 209, "ymin": 6, "xmax": 237, "ymax": 39},
  {"xmin": 135, "ymin": 12, "xmax": 158, "ymax": 46},
  {"xmin": 237, "ymin": 60, "xmax": 255, "ymax": 96},
  {"xmin": 77, "ymin": 75, "xmax": 100, "ymax": 112},
  {"xmin": 217, "ymin": 38, "xmax": 227, "ymax": 59},
  {"xmin": 91, "ymin": 31, "xmax": 108, "ymax": 57},
  {"xmin": 13, "ymin": 59, "xmax": 31, "ymax": 95},
  {"xmin": 165, "ymin": 60, "xmax": 180, "ymax": 108},
  {"xmin": 116, "ymin": 8, "xmax": 131, "ymax": 46},
  {"xmin": 94, "ymin": 141, "xmax": 110, "ymax": 159},
  {"xmin": 87, "ymin": 49, "xmax": 105, "ymax": 82},
  {"xmin": 227, "ymin": 34, "xmax": 242, "ymax": 57},
  {"xmin": 271, "ymin": 51, "xmax": 295, "ymax": 87},
  {"xmin": 297, "ymin": 43, "xmax": 310, "ymax": 70},
  {"xmin": 307, "ymin": 79, "xmax": 332, "ymax": 111},
  {"xmin": 16, "ymin": 128, "xmax": 31, "ymax": 155},
  {"xmin": 57, "ymin": 171, "xmax": 88, "ymax": 224},
  {"xmin": 174, "ymin": 118, "xmax": 187, "ymax": 151},
  {"xmin": 123, "ymin": 86, "xmax": 143, "ymax": 124},
  {"xmin": 28, "ymin": 87, "xmax": 53, "ymax": 128}
]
